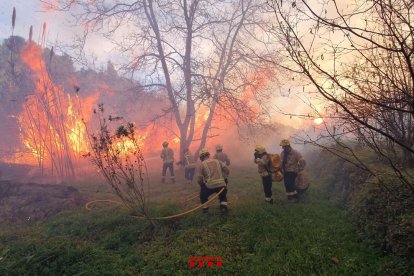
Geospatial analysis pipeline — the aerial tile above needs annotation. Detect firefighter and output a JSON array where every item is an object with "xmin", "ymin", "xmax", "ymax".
[
  {"xmin": 213, "ymin": 144, "xmax": 230, "ymax": 184},
  {"xmin": 213, "ymin": 144, "xmax": 231, "ymax": 166},
  {"xmin": 254, "ymin": 145, "xmax": 273, "ymax": 204},
  {"xmin": 280, "ymin": 139, "xmax": 306, "ymax": 202},
  {"xmin": 160, "ymin": 141, "xmax": 175, "ymax": 183},
  {"xmin": 197, "ymin": 148, "xmax": 229, "ymax": 213},
  {"xmin": 177, "ymin": 148, "xmax": 196, "ymax": 184}
]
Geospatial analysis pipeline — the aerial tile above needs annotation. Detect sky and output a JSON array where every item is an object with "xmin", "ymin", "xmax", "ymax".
[
  {"xmin": 0, "ymin": 0, "xmax": 117, "ymax": 67},
  {"xmin": 1, "ymin": 1, "xmax": 64, "ymax": 43}
]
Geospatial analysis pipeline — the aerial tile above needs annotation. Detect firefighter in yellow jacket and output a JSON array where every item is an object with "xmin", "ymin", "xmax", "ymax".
[
  {"xmin": 177, "ymin": 148, "xmax": 196, "ymax": 184},
  {"xmin": 197, "ymin": 148, "xmax": 229, "ymax": 213},
  {"xmin": 160, "ymin": 141, "xmax": 175, "ymax": 183},
  {"xmin": 280, "ymin": 139, "xmax": 306, "ymax": 202},
  {"xmin": 254, "ymin": 145, "xmax": 273, "ymax": 204},
  {"xmin": 214, "ymin": 144, "xmax": 231, "ymax": 166}
]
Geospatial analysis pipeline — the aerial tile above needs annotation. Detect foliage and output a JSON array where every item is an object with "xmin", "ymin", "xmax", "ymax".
[
  {"xmin": 309, "ymin": 148, "xmax": 414, "ymax": 264},
  {"xmin": 268, "ymin": 0, "xmax": 414, "ymax": 193},
  {"xmin": 86, "ymin": 104, "xmax": 150, "ymax": 218},
  {"xmin": 352, "ymin": 177, "xmax": 414, "ymax": 259}
]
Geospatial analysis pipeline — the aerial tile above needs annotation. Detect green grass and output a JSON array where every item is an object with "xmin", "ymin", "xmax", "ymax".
[{"xmin": 0, "ymin": 166, "xmax": 411, "ymax": 275}]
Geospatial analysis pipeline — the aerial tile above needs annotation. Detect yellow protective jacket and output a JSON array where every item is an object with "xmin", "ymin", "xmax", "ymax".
[
  {"xmin": 280, "ymin": 148, "xmax": 306, "ymax": 173},
  {"xmin": 160, "ymin": 147, "xmax": 174, "ymax": 164},
  {"xmin": 254, "ymin": 154, "xmax": 271, "ymax": 177},
  {"xmin": 213, "ymin": 152, "xmax": 231, "ymax": 166},
  {"xmin": 197, "ymin": 158, "xmax": 229, "ymax": 188},
  {"xmin": 183, "ymin": 151, "xmax": 196, "ymax": 169}
]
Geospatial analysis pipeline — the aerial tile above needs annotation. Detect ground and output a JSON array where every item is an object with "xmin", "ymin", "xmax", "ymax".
[
  {"xmin": 0, "ymin": 180, "xmax": 86, "ymax": 223},
  {"xmin": 0, "ymin": 165, "xmax": 411, "ymax": 275}
]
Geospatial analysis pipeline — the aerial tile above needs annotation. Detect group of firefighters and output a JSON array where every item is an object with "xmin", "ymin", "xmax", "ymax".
[{"xmin": 160, "ymin": 139, "xmax": 307, "ymax": 214}]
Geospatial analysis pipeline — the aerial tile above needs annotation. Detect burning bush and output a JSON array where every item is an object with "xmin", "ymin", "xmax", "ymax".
[{"xmin": 86, "ymin": 104, "xmax": 150, "ymax": 218}]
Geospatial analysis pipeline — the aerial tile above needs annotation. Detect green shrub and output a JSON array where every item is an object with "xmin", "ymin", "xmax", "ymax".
[
  {"xmin": 352, "ymin": 178, "xmax": 414, "ymax": 261},
  {"xmin": 309, "ymin": 149, "xmax": 414, "ymax": 264}
]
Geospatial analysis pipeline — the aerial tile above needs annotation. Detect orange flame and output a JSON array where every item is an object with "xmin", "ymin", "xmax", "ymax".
[
  {"xmin": 9, "ymin": 44, "xmax": 273, "ymax": 172},
  {"xmin": 13, "ymin": 43, "xmax": 97, "ymax": 176}
]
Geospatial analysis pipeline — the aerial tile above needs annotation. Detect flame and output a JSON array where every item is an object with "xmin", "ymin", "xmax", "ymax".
[
  {"xmin": 12, "ymin": 43, "xmax": 97, "ymax": 177},
  {"xmin": 97, "ymin": 83, "xmax": 114, "ymax": 96},
  {"xmin": 113, "ymin": 139, "xmax": 139, "ymax": 155},
  {"xmin": 66, "ymin": 93, "xmax": 98, "ymax": 155},
  {"xmin": 112, "ymin": 134, "xmax": 147, "ymax": 156},
  {"xmin": 67, "ymin": 95, "xmax": 86, "ymax": 154},
  {"xmin": 7, "ymin": 44, "xmax": 274, "ymax": 171}
]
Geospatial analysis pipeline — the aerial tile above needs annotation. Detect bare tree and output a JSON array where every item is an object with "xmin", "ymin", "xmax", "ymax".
[
  {"xmin": 46, "ymin": 0, "xmax": 281, "ymax": 160},
  {"xmin": 268, "ymin": 0, "xmax": 414, "ymax": 192}
]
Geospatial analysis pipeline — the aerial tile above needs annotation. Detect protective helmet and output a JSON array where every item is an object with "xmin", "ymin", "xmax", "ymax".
[
  {"xmin": 280, "ymin": 139, "xmax": 290, "ymax": 146},
  {"xmin": 162, "ymin": 141, "xmax": 169, "ymax": 147},
  {"xmin": 216, "ymin": 144, "xmax": 223, "ymax": 151},
  {"xmin": 199, "ymin": 148, "xmax": 210, "ymax": 158},
  {"xmin": 254, "ymin": 145, "xmax": 266, "ymax": 154}
]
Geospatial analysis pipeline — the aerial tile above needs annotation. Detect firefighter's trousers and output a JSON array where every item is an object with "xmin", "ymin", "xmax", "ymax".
[
  {"xmin": 200, "ymin": 185, "xmax": 227, "ymax": 209},
  {"xmin": 283, "ymin": 171, "xmax": 298, "ymax": 198},
  {"xmin": 162, "ymin": 162, "xmax": 175, "ymax": 181},
  {"xmin": 185, "ymin": 167, "xmax": 195, "ymax": 181},
  {"xmin": 261, "ymin": 174, "xmax": 272, "ymax": 199}
]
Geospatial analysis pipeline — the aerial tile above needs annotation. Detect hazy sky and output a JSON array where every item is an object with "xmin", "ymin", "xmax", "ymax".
[
  {"xmin": 1, "ymin": 1, "xmax": 60, "ymax": 42},
  {"xmin": 0, "ymin": 0, "xmax": 117, "ymax": 67}
]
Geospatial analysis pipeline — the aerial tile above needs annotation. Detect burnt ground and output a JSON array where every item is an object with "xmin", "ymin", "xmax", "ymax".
[
  {"xmin": 0, "ymin": 180, "xmax": 87, "ymax": 223},
  {"xmin": 0, "ymin": 162, "xmax": 49, "ymax": 183}
]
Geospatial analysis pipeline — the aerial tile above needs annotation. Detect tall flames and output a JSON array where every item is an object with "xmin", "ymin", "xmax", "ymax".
[
  {"xmin": 8, "ymin": 43, "xmax": 273, "ymax": 178},
  {"xmin": 16, "ymin": 43, "xmax": 96, "ymax": 178},
  {"xmin": 66, "ymin": 94, "xmax": 98, "ymax": 155},
  {"xmin": 13, "ymin": 43, "xmax": 158, "ymax": 177}
]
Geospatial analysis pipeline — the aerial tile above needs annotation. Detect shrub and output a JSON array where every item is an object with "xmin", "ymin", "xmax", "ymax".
[{"xmin": 352, "ymin": 178, "xmax": 414, "ymax": 261}]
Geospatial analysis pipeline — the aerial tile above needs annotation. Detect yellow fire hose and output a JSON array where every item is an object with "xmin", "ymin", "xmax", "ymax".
[
  {"xmin": 180, "ymin": 191, "xmax": 238, "ymax": 206},
  {"xmin": 180, "ymin": 192, "xmax": 200, "ymax": 204},
  {"xmin": 85, "ymin": 187, "xmax": 225, "ymax": 220},
  {"xmin": 85, "ymin": 199, "xmax": 123, "ymax": 211}
]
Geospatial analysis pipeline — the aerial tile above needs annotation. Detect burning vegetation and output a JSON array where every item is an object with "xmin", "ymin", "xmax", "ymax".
[
  {"xmin": 17, "ymin": 42, "xmax": 95, "ymax": 178},
  {"xmin": 1, "ymin": 1, "xmax": 413, "ymax": 273},
  {"xmin": 0, "ymin": 41, "xmax": 280, "ymax": 182}
]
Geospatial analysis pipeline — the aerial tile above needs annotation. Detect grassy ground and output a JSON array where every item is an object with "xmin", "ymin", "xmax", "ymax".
[{"xmin": 0, "ymin": 165, "xmax": 411, "ymax": 275}]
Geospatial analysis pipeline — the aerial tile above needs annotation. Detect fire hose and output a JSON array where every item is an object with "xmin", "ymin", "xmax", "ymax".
[
  {"xmin": 85, "ymin": 187, "xmax": 225, "ymax": 220},
  {"xmin": 180, "ymin": 192, "xmax": 199, "ymax": 204}
]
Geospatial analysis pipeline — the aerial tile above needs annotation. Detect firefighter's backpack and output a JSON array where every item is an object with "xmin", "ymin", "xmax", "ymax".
[
  {"xmin": 268, "ymin": 153, "xmax": 283, "ymax": 182},
  {"xmin": 295, "ymin": 170, "xmax": 310, "ymax": 190}
]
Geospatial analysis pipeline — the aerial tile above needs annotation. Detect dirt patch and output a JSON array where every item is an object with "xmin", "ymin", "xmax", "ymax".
[{"xmin": 0, "ymin": 181, "xmax": 87, "ymax": 223}]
